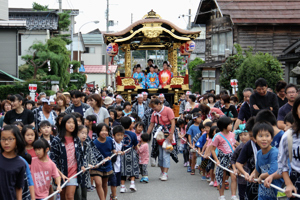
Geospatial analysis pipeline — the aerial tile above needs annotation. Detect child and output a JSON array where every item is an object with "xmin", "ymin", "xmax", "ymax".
[
  {"xmin": 132, "ymin": 64, "xmax": 146, "ymax": 89},
  {"xmin": 283, "ymin": 111, "xmax": 293, "ymax": 132},
  {"xmin": 130, "ymin": 112, "xmax": 141, "ymax": 123},
  {"xmin": 249, "ymin": 122, "xmax": 283, "ymax": 200},
  {"xmin": 109, "ymin": 109, "xmax": 120, "ymax": 127},
  {"xmin": 177, "ymin": 118, "xmax": 189, "ymax": 167},
  {"xmin": 91, "ymin": 123, "xmax": 116, "ymax": 200},
  {"xmin": 231, "ymin": 124, "xmax": 251, "ymax": 200},
  {"xmin": 137, "ymin": 133, "xmax": 150, "ymax": 183},
  {"xmin": 134, "ymin": 121, "xmax": 144, "ymax": 143},
  {"xmin": 187, "ymin": 113, "xmax": 202, "ymax": 175},
  {"xmin": 50, "ymin": 114, "xmax": 84, "ymax": 200},
  {"xmin": 12, "ymin": 121, "xmax": 24, "ymax": 133},
  {"xmin": 108, "ymin": 125, "xmax": 125, "ymax": 200},
  {"xmin": 73, "ymin": 112, "xmax": 84, "ymax": 126},
  {"xmin": 31, "ymin": 138, "xmax": 62, "ymax": 200},
  {"xmin": 77, "ymin": 125, "xmax": 97, "ymax": 200},
  {"xmin": 39, "ymin": 120, "xmax": 54, "ymax": 145},
  {"xmin": 122, "ymin": 101, "xmax": 132, "ymax": 116},
  {"xmin": 120, "ymin": 117, "xmax": 139, "ymax": 193},
  {"xmin": 146, "ymin": 65, "xmax": 159, "ymax": 89},
  {"xmin": 22, "ymin": 125, "xmax": 38, "ymax": 158},
  {"xmin": 195, "ymin": 121, "xmax": 209, "ymax": 180},
  {"xmin": 56, "ymin": 112, "xmax": 67, "ymax": 128},
  {"xmin": 84, "ymin": 115, "xmax": 97, "ymax": 141},
  {"xmin": 211, "ymin": 117, "xmax": 238, "ymax": 200},
  {"xmin": 236, "ymin": 117, "xmax": 260, "ymax": 200},
  {"xmin": 0, "ymin": 125, "xmax": 27, "ymax": 200},
  {"xmin": 129, "ymin": 117, "xmax": 136, "ymax": 132},
  {"xmin": 51, "ymin": 125, "xmax": 58, "ymax": 136},
  {"xmin": 115, "ymin": 106, "xmax": 123, "ymax": 123}
]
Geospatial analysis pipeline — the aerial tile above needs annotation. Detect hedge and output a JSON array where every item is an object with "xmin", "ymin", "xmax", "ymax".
[{"xmin": 0, "ymin": 81, "xmax": 42, "ymax": 100}]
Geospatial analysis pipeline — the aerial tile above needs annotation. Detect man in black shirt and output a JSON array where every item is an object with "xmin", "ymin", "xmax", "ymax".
[
  {"xmin": 250, "ymin": 78, "xmax": 279, "ymax": 117},
  {"xmin": 275, "ymin": 80, "xmax": 288, "ymax": 108},
  {"xmin": 3, "ymin": 94, "xmax": 34, "ymax": 126}
]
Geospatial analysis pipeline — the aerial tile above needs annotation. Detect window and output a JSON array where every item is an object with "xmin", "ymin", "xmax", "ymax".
[
  {"xmin": 202, "ymin": 80, "xmax": 216, "ymax": 94},
  {"xmin": 85, "ymin": 47, "xmax": 95, "ymax": 54},
  {"xmin": 202, "ymin": 70, "xmax": 215, "ymax": 78},
  {"xmin": 290, "ymin": 77, "xmax": 297, "ymax": 84},
  {"xmin": 211, "ymin": 31, "xmax": 233, "ymax": 56},
  {"xmin": 102, "ymin": 55, "xmax": 105, "ymax": 65}
]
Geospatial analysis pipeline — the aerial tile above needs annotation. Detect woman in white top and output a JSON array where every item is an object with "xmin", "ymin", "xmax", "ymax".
[
  {"xmin": 184, "ymin": 95, "xmax": 199, "ymax": 112},
  {"xmin": 84, "ymin": 94, "xmax": 110, "ymax": 125}
]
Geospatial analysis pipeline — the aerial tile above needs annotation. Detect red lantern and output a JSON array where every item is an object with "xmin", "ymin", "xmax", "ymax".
[
  {"xmin": 180, "ymin": 43, "xmax": 190, "ymax": 56},
  {"xmin": 106, "ymin": 43, "xmax": 119, "ymax": 57},
  {"xmin": 185, "ymin": 40, "xmax": 195, "ymax": 52}
]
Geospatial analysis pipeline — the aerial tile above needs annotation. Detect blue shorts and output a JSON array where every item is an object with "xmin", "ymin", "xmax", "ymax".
[
  {"xmin": 65, "ymin": 177, "xmax": 78, "ymax": 186},
  {"xmin": 108, "ymin": 172, "xmax": 121, "ymax": 187}
]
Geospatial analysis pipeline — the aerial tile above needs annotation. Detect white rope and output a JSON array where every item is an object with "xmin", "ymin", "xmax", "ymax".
[
  {"xmin": 43, "ymin": 147, "xmax": 132, "ymax": 200},
  {"xmin": 181, "ymin": 137, "xmax": 300, "ymax": 198}
]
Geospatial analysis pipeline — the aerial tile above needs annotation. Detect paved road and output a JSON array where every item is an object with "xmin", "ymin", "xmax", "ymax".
[{"xmin": 87, "ymin": 155, "xmax": 233, "ymax": 200}]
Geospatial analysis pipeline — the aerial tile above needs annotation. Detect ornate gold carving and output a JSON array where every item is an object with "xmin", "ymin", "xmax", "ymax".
[
  {"xmin": 165, "ymin": 42, "xmax": 172, "ymax": 48},
  {"xmin": 122, "ymin": 44, "xmax": 131, "ymax": 77},
  {"xmin": 172, "ymin": 43, "xmax": 180, "ymax": 76},
  {"xmin": 130, "ymin": 43, "xmax": 139, "ymax": 49},
  {"xmin": 142, "ymin": 37, "xmax": 160, "ymax": 43},
  {"xmin": 142, "ymin": 10, "xmax": 162, "ymax": 19},
  {"xmin": 121, "ymin": 78, "xmax": 135, "ymax": 86},
  {"xmin": 130, "ymin": 30, "xmax": 133, "ymax": 33},
  {"xmin": 170, "ymin": 78, "xmax": 184, "ymax": 85},
  {"xmin": 181, "ymin": 33, "xmax": 200, "ymax": 40},
  {"xmin": 106, "ymin": 36, "xmax": 122, "ymax": 43},
  {"xmin": 171, "ymin": 29, "xmax": 175, "ymax": 32},
  {"xmin": 128, "ymin": 90, "xmax": 132, "ymax": 103},
  {"xmin": 142, "ymin": 29, "xmax": 163, "ymax": 38},
  {"xmin": 174, "ymin": 89, "xmax": 179, "ymax": 104}
]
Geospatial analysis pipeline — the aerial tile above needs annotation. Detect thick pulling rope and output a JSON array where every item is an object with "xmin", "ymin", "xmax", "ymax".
[
  {"xmin": 181, "ymin": 137, "xmax": 300, "ymax": 198},
  {"xmin": 43, "ymin": 147, "xmax": 132, "ymax": 200}
]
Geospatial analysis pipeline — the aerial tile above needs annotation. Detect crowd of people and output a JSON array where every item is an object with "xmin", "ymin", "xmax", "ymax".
[{"xmin": 0, "ymin": 77, "xmax": 300, "ymax": 200}]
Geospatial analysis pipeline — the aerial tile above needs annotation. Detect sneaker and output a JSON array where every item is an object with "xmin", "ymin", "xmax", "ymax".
[
  {"xmin": 140, "ymin": 177, "xmax": 144, "ymax": 183},
  {"xmin": 150, "ymin": 158, "xmax": 156, "ymax": 167},
  {"xmin": 213, "ymin": 181, "xmax": 218, "ymax": 187},
  {"xmin": 207, "ymin": 178, "xmax": 211, "ymax": 182},
  {"xmin": 184, "ymin": 162, "xmax": 187, "ymax": 167},
  {"xmin": 231, "ymin": 196, "xmax": 238, "ymax": 200},
  {"xmin": 120, "ymin": 186, "xmax": 127, "ymax": 193},
  {"xmin": 187, "ymin": 166, "xmax": 192, "ymax": 172},
  {"xmin": 209, "ymin": 181, "xmax": 214, "ymax": 186},
  {"xmin": 143, "ymin": 177, "xmax": 149, "ymax": 183},
  {"xmin": 129, "ymin": 184, "xmax": 137, "ymax": 192},
  {"xmin": 187, "ymin": 161, "xmax": 190, "ymax": 166},
  {"xmin": 218, "ymin": 196, "xmax": 226, "ymax": 200},
  {"xmin": 159, "ymin": 173, "xmax": 163, "ymax": 180},
  {"xmin": 87, "ymin": 187, "xmax": 95, "ymax": 192},
  {"xmin": 201, "ymin": 176, "xmax": 207, "ymax": 181},
  {"xmin": 161, "ymin": 173, "xmax": 168, "ymax": 181}
]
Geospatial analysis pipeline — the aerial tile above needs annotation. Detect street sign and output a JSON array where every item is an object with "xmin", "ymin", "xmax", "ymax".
[
  {"xmin": 230, "ymin": 79, "xmax": 238, "ymax": 87},
  {"xmin": 51, "ymin": 81, "xmax": 59, "ymax": 85},
  {"xmin": 28, "ymin": 84, "xmax": 37, "ymax": 92},
  {"xmin": 79, "ymin": 64, "xmax": 85, "ymax": 72},
  {"xmin": 107, "ymin": 69, "xmax": 111, "ymax": 74}
]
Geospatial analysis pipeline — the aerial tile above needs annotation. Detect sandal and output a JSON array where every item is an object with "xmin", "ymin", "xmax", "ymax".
[{"xmin": 191, "ymin": 169, "xmax": 195, "ymax": 175}]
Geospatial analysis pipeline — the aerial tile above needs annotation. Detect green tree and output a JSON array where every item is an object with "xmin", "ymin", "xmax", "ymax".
[
  {"xmin": 188, "ymin": 57, "xmax": 205, "ymax": 93},
  {"xmin": 32, "ymin": 2, "xmax": 48, "ymax": 11},
  {"xmin": 236, "ymin": 50, "xmax": 283, "ymax": 98},
  {"xmin": 220, "ymin": 44, "xmax": 244, "ymax": 91},
  {"xmin": 68, "ymin": 73, "xmax": 87, "ymax": 90},
  {"xmin": 177, "ymin": 56, "xmax": 186, "ymax": 76}
]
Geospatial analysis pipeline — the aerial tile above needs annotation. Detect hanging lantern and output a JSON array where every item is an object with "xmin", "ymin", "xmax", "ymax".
[
  {"xmin": 180, "ymin": 43, "xmax": 190, "ymax": 56},
  {"xmin": 185, "ymin": 40, "xmax": 195, "ymax": 52},
  {"xmin": 106, "ymin": 43, "xmax": 119, "ymax": 57}
]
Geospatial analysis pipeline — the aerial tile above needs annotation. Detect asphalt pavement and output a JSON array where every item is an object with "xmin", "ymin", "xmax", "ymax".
[{"xmin": 87, "ymin": 154, "xmax": 233, "ymax": 200}]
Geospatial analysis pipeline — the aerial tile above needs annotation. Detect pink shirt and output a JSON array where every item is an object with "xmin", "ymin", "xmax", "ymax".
[
  {"xmin": 212, "ymin": 132, "xmax": 236, "ymax": 154},
  {"xmin": 27, "ymin": 148, "xmax": 37, "ymax": 158},
  {"xmin": 88, "ymin": 130, "xmax": 93, "ymax": 140},
  {"xmin": 30, "ymin": 157, "xmax": 60, "ymax": 199},
  {"xmin": 136, "ymin": 132, "xmax": 142, "ymax": 143},
  {"xmin": 150, "ymin": 106, "xmax": 175, "ymax": 125},
  {"xmin": 65, "ymin": 136, "xmax": 77, "ymax": 177},
  {"xmin": 206, "ymin": 138, "xmax": 213, "ymax": 147},
  {"xmin": 207, "ymin": 107, "xmax": 225, "ymax": 120},
  {"xmin": 137, "ymin": 143, "xmax": 149, "ymax": 165}
]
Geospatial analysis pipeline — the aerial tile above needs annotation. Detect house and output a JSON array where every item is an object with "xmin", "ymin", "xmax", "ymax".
[
  {"xmin": 278, "ymin": 39, "xmax": 300, "ymax": 84},
  {"xmin": 0, "ymin": 0, "xmax": 8, "ymax": 21},
  {"xmin": 194, "ymin": 0, "xmax": 300, "ymax": 93},
  {"xmin": 84, "ymin": 65, "xmax": 118, "ymax": 88}
]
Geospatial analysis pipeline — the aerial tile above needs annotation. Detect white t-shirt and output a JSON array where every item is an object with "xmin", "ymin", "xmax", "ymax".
[
  {"xmin": 114, "ymin": 140, "xmax": 122, "ymax": 173},
  {"xmin": 84, "ymin": 107, "xmax": 110, "ymax": 125}
]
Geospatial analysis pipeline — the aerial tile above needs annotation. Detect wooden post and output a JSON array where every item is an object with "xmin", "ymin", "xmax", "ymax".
[
  {"xmin": 128, "ymin": 90, "xmax": 132, "ymax": 103},
  {"xmin": 168, "ymin": 47, "xmax": 173, "ymax": 71},
  {"xmin": 123, "ymin": 44, "xmax": 131, "ymax": 77},
  {"xmin": 172, "ymin": 43, "xmax": 180, "ymax": 77}
]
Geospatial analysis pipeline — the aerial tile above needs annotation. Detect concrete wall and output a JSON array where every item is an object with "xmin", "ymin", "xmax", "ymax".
[
  {"xmin": 0, "ymin": 29, "xmax": 18, "ymax": 77},
  {"xmin": 0, "ymin": 0, "xmax": 8, "ymax": 21},
  {"xmin": 18, "ymin": 31, "xmax": 48, "ymax": 66},
  {"xmin": 86, "ymin": 73, "xmax": 116, "ymax": 88},
  {"xmin": 82, "ymin": 44, "xmax": 105, "ymax": 65}
]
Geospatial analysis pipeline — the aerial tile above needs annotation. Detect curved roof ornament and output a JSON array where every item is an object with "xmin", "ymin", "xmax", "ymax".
[{"xmin": 142, "ymin": 9, "xmax": 162, "ymax": 19}]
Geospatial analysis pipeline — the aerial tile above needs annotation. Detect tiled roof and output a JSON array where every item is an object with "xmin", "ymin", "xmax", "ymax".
[
  {"xmin": 9, "ymin": 9, "xmax": 58, "ymax": 30},
  {"xmin": 84, "ymin": 65, "xmax": 117, "ymax": 74},
  {"xmin": 195, "ymin": 0, "xmax": 300, "ymax": 24}
]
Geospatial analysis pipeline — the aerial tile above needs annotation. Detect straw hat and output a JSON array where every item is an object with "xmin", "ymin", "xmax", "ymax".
[{"xmin": 103, "ymin": 96, "xmax": 113, "ymax": 105}]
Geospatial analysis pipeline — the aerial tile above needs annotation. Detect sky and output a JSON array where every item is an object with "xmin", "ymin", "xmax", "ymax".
[{"xmin": 9, "ymin": 0, "xmax": 200, "ymax": 34}]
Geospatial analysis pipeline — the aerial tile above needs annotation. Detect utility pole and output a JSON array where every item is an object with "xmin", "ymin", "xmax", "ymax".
[
  {"xmin": 187, "ymin": 9, "xmax": 191, "ymax": 88},
  {"xmin": 70, "ymin": 16, "xmax": 74, "ymax": 62},
  {"xmin": 58, "ymin": 0, "xmax": 62, "ymax": 13},
  {"xmin": 131, "ymin": 13, "xmax": 133, "ymax": 24},
  {"xmin": 105, "ymin": 0, "xmax": 109, "ymax": 86},
  {"xmin": 188, "ymin": 9, "xmax": 191, "ymax": 30}
]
